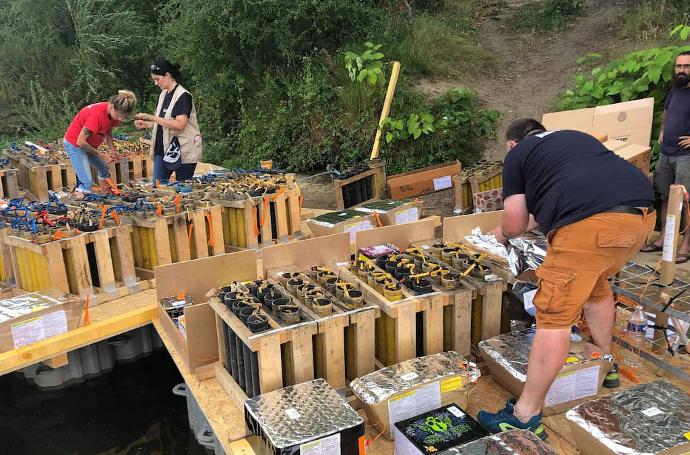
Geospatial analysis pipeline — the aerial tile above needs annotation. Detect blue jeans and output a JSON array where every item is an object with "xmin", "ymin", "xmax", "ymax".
[
  {"xmin": 64, "ymin": 140, "xmax": 110, "ymax": 192},
  {"xmin": 153, "ymin": 154, "xmax": 197, "ymax": 183}
]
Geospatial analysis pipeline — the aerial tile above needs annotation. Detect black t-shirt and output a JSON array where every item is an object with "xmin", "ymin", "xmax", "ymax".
[
  {"xmin": 154, "ymin": 85, "xmax": 193, "ymax": 156},
  {"xmin": 503, "ymin": 130, "xmax": 654, "ymax": 234},
  {"xmin": 662, "ymin": 86, "xmax": 690, "ymax": 156}
]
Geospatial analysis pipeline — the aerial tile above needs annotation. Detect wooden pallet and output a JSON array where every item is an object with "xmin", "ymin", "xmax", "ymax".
[
  {"xmin": 0, "ymin": 224, "xmax": 149, "ymax": 305},
  {"xmin": 217, "ymin": 189, "xmax": 302, "ymax": 250},
  {"xmin": 0, "ymin": 169, "xmax": 20, "ymax": 198},
  {"xmin": 128, "ymin": 205, "xmax": 225, "ymax": 276},
  {"xmin": 338, "ymin": 263, "xmax": 474, "ymax": 366},
  {"xmin": 334, "ymin": 160, "xmax": 387, "ymax": 210},
  {"xmin": 89, "ymin": 154, "xmax": 154, "ymax": 186},
  {"xmin": 19, "ymin": 160, "xmax": 69, "ymax": 201},
  {"xmin": 210, "ymin": 295, "xmax": 319, "ymax": 410}
]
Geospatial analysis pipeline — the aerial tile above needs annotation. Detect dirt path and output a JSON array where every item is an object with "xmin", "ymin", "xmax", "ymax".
[{"xmin": 418, "ymin": 0, "xmax": 632, "ymax": 161}]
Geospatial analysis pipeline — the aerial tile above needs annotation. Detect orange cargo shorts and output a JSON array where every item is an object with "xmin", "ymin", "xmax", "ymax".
[{"xmin": 533, "ymin": 210, "xmax": 656, "ymax": 329}]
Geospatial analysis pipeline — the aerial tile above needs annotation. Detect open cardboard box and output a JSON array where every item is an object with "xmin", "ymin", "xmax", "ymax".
[
  {"xmin": 354, "ymin": 217, "xmax": 437, "ymax": 253},
  {"xmin": 542, "ymin": 98, "xmax": 654, "ymax": 146},
  {"xmin": 154, "ymin": 251, "xmax": 258, "ymax": 374},
  {"xmin": 0, "ymin": 289, "xmax": 81, "ymax": 352},
  {"xmin": 354, "ymin": 200, "xmax": 421, "ymax": 226},
  {"xmin": 305, "ymin": 210, "xmax": 375, "ymax": 243},
  {"xmin": 387, "ymin": 161, "xmax": 461, "ymax": 200},
  {"xmin": 603, "ymin": 139, "xmax": 652, "ymax": 174}
]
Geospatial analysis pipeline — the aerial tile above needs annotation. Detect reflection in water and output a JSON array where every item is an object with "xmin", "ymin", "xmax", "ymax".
[{"xmin": 0, "ymin": 350, "xmax": 206, "ymax": 455}]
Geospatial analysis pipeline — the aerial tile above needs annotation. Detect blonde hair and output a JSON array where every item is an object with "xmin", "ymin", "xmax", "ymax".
[{"xmin": 109, "ymin": 90, "xmax": 137, "ymax": 118}]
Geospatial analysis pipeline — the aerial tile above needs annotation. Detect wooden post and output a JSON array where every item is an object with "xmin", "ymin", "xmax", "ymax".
[
  {"xmin": 661, "ymin": 184, "xmax": 684, "ymax": 285},
  {"xmin": 370, "ymin": 61, "xmax": 401, "ymax": 161}
]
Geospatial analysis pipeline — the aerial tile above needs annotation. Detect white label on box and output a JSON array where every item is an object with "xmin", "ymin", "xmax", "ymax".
[
  {"xmin": 447, "ymin": 406, "xmax": 465, "ymax": 418},
  {"xmin": 285, "ymin": 408, "xmax": 301, "ymax": 420},
  {"xmin": 344, "ymin": 221, "xmax": 373, "ymax": 242},
  {"xmin": 11, "ymin": 310, "xmax": 67, "ymax": 348},
  {"xmin": 393, "ymin": 426, "xmax": 420, "ymax": 455},
  {"xmin": 641, "ymin": 407, "xmax": 664, "ymax": 417},
  {"xmin": 523, "ymin": 289, "xmax": 538, "ymax": 312},
  {"xmin": 388, "ymin": 381, "xmax": 441, "ymax": 439},
  {"xmin": 433, "ymin": 175, "xmax": 452, "ymax": 191},
  {"xmin": 300, "ymin": 433, "xmax": 340, "ymax": 455},
  {"xmin": 395, "ymin": 207, "xmax": 420, "ymax": 225},
  {"xmin": 544, "ymin": 365, "xmax": 600, "ymax": 407},
  {"xmin": 400, "ymin": 372, "xmax": 418, "ymax": 382},
  {"xmin": 662, "ymin": 215, "xmax": 676, "ymax": 262}
]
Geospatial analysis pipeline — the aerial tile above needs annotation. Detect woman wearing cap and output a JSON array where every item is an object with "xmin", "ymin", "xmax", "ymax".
[
  {"xmin": 63, "ymin": 90, "xmax": 137, "ymax": 198},
  {"xmin": 134, "ymin": 60, "xmax": 202, "ymax": 182}
]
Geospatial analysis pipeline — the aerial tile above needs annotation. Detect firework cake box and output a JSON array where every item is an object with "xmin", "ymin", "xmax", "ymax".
[{"xmin": 393, "ymin": 404, "xmax": 490, "ymax": 455}]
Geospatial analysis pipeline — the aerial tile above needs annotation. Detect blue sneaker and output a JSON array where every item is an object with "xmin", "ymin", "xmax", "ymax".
[{"xmin": 477, "ymin": 399, "xmax": 548, "ymax": 440}]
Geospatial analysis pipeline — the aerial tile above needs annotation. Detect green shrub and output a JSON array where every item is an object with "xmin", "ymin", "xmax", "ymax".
[
  {"xmin": 511, "ymin": 0, "xmax": 585, "ymax": 32},
  {"xmin": 619, "ymin": 0, "xmax": 690, "ymax": 42}
]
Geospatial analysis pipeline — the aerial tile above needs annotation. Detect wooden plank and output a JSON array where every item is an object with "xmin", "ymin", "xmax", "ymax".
[
  {"xmin": 92, "ymin": 230, "xmax": 116, "ymax": 292},
  {"xmin": 319, "ymin": 318, "xmax": 346, "ymax": 389},
  {"xmin": 66, "ymin": 235, "xmax": 93, "ymax": 297},
  {"xmin": 273, "ymin": 193, "xmax": 289, "ymax": 241},
  {"xmin": 172, "ymin": 215, "xmax": 191, "ymax": 262},
  {"xmin": 452, "ymin": 291, "xmax": 472, "ymax": 356},
  {"xmin": 48, "ymin": 164, "xmax": 63, "ymax": 190},
  {"xmin": 44, "ymin": 353, "xmax": 69, "ymax": 369},
  {"xmin": 114, "ymin": 228, "xmax": 137, "ymax": 286},
  {"xmin": 395, "ymin": 301, "xmax": 417, "ymax": 363},
  {"xmin": 257, "ymin": 333, "xmax": 283, "ymax": 393},
  {"xmin": 213, "ymin": 362, "xmax": 251, "ymax": 417},
  {"xmin": 153, "ymin": 218, "xmax": 173, "ymax": 266},
  {"xmin": 0, "ymin": 304, "xmax": 157, "ymax": 375},
  {"xmin": 44, "ymin": 241, "xmax": 69, "ymax": 293},
  {"xmin": 370, "ymin": 61, "xmax": 401, "ymax": 161},
  {"xmin": 259, "ymin": 197, "xmax": 273, "ymax": 247},
  {"xmin": 131, "ymin": 156, "xmax": 143, "ymax": 180},
  {"xmin": 290, "ymin": 325, "xmax": 315, "ymax": 384},
  {"xmin": 209, "ymin": 206, "xmax": 225, "ymax": 256},
  {"xmin": 355, "ymin": 218, "xmax": 436, "ymax": 252},
  {"xmin": 190, "ymin": 211, "xmax": 209, "ymax": 258},
  {"xmin": 262, "ymin": 233, "xmax": 350, "ymax": 274},
  {"xmin": 423, "ymin": 294, "xmax": 444, "ymax": 355},
  {"xmin": 243, "ymin": 202, "xmax": 258, "ymax": 249},
  {"xmin": 351, "ymin": 310, "xmax": 376, "ymax": 378},
  {"xmin": 481, "ymin": 282, "xmax": 503, "ymax": 341}
]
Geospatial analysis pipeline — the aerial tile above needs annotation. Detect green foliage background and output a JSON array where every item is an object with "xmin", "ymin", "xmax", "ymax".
[{"xmin": 0, "ymin": 0, "xmax": 499, "ymax": 174}]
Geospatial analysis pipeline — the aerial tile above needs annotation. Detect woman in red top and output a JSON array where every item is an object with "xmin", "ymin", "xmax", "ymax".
[{"xmin": 63, "ymin": 90, "xmax": 137, "ymax": 198}]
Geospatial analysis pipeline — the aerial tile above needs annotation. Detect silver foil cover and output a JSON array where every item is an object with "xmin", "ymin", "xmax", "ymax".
[
  {"xmin": 507, "ymin": 232, "xmax": 546, "ymax": 284},
  {"xmin": 243, "ymin": 378, "xmax": 363, "ymax": 449},
  {"xmin": 566, "ymin": 380, "xmax": 690, "ymax": 455},
  {"xmin": 442, "ymin": 430, "xmax": 558, "ymax": 454},
  {"xmin": 350, "ymin": 351, "xmax": 480, "ymax": 405},
  {"xmin": 0, "ymin": 291, "xmax": 69, "ymax": 320},
  {"xmin": 478, "ymin": 328, "xmax": 610, "ymax": 382}
]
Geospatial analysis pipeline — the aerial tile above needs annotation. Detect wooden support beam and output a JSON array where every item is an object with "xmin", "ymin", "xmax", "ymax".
[{"xmin": 370, "ymin": 61, "xmax": 401, "ymax": 161}]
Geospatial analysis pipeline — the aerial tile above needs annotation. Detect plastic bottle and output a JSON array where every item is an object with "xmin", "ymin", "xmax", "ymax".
[{"xmin": 624, "ymin": 305, "xmax": 648, "ymax": 367}]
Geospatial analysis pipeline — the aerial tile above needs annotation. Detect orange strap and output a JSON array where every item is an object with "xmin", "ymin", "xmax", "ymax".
[
  {"xmin": 110, "ymin": 211, "xmax": 121, "ymax": 226},
  {"xmin": 177, "ymin": 292, "xmax": 185, "ymax": 300},
  {"xmin": 52, "ymin": 230, "xmax": 65, "ymax": 241},
  {"xmin": 174, "ymin": 195, "xmax": 181, "ymax": 214},
  {"xmin": 187, "ymin": 222, "xmax": 194, "ymax": 242},
  {"xmin": 155, "ymin": 179, "xmax": 160, "ymax": 188},
  {"xmin": 299, "ymin": 195, "xmax": 303, "ymax": 208},
  {"xmin": 261, "ymin": 195, "xmax": 269, "ymax": 229},
  {"xmin": 156, "ymin": 203, "xmax": 163, "ymax": 217},
  {"xmin": 98, "ymin": 205, "xmax": 107, "ymax": 229},
  {"xmin": 253, "ymin": 206, "xmax": 260, "ymax": 237},
  {"xmin": 372, "ymin": 211, "xmax": 383, "ymax": 227},
  {"xmin": 83, "ymin": 294, "xmax": 91, "ymax": 326},
  {"xmin": 206, "ymin": 214, "xmax": 215, "ymax": 247}
]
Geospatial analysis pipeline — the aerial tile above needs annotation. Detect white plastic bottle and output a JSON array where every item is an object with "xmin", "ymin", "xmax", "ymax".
[{"xmin": 625, "ymin": 305, "xmax": 648, "ymax": 367}]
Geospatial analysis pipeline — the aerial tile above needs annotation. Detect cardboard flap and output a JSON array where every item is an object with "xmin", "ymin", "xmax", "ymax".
[
  {"xmin": 261, "ymin": 232, "xmax": 350, "ymax": 274},
  {"xmin": 355, "ymin": 218, "xmax": 436, "ymax": 251},
  {"xmin": 592, "ymin": 97, "xmax": 654, "ymax": 128},
  {"xmin": 443, "ymin": 210, "xmax": 504, "ymax": 243},
  {"xmin": 542, "ymin": 108, "xmax": 595, "ymax": 131},
  {"xmin": 154, "ymin": 251, "xmax": 258, "ymax": 303}
]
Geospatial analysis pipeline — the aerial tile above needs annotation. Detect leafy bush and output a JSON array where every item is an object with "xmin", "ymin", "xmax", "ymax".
[{"xmin": 511, "ymin": 0, "xmax": 585, "ymax": 32}]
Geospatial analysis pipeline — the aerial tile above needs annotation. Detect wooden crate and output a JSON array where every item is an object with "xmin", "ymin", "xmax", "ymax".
[
  {"xmin": 128, "ymin": 205, "xmax": 225, "ymax": 276},
  {"xmin": 0, "ymin": 169, "xmax": 20, "ymax": 199},
  {"xmin": 20, "ymin": 160, "xmax": 67, "ymax": 201},
  {"xmin": 455, "ymin": 162, "xmax": 503, "ymax": 214},
  {"xmin": 334, "ymin": 160, "xmax": 386, "ymax": 210},
  {"xmin": 217, "ymin": 189, "xmax": 302, "ymax": 250},
  {"xmin": 210, "ymin": 295, "xmax": 319, "ymax": 410},
  {"xmin": 1, "ymin": 224, "xmax": 149, "ymax": 305},
  {"xmin": 89, "ymin": 154, "xmax": 154, "ymax": 186}
]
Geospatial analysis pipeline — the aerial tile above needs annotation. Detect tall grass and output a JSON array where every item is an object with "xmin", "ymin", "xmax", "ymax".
[{"xmin": 619, "ymin": 0, "xmax": 690, "ymax": 42}]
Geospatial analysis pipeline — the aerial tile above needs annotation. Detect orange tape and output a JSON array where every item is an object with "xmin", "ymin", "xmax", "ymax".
[
  {"xmin": 187, "ymin": 222, "xmax": 194, "ymax": 242},
  {"xmin": 110, "ymin": 211, "xmax": 121, "ymax": 226},
  {"xmin": 261, "ymin": 195, "xmax": 269, "ymax": 229},
  {"xmin": 174, "ymin": 195, "xmax": 181, "ymax": 214},
  {"xmin": 156, "ymin": 203, "xmax": 163, "ymax": 217},
  {"xmin": 98, "ymin": 205, "xmax": 107, "ymax": 229},
  {"xmin": 253, "ymin": 206, "xmax": 260, "ymax": 237},
  {"xmin": 83, "ymin": 294, "xmax": 91, "ymax": 326},
  {"xmin": 372, "ymin": 212, "xmax": 383, "ymax": 227},
  {"xmin": 206, "ymin": 214, "xmax": 215, "ymax": 248}
]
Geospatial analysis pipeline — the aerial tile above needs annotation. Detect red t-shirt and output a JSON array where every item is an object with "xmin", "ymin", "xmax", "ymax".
[{"xmin": 64, "ymin": 102, "xmax": 120, "ymax": 148}]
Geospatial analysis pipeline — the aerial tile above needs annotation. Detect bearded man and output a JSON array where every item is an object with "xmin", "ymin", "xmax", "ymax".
[{"xmin": 640, "ymin": 51, "xmax": 690, "ymax": 262}]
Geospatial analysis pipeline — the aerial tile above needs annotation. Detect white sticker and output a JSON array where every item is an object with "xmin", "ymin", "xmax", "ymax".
[
  {"xmin": 400, "ymin": 372, "xmax": 418, "ymax": 381},
  {"xmin": 300, "ymin": 433, "xmax": 340, "ymax": 455},
  {"xmin": 335, "ymin": 261, "xmax": 349, "ymax": 267},
  {"xmin": 544, "ymin": 365, "xmax": 600, "ymax": 407},
  {"xmin": 433, "ymin": 175, "xmax": 453, "ymax": 191},
  {"xmin": 422, "ymin": 245, "xmax": 430, "ymax": 250},
  {"xmin": 447, "ymin": 406, "xmax": 465, "ymax": 418},
  {"xmin": 388, "ymin": 382, "xmax": 441, "ymax": 439},
  {"xmin": 523, "ymin": 289, "xmax": 538, "ymax": 312},
  {"xmin": 11, "ymin": 310, "xmax": 68, "ymax": 348},
  {"xmin": 662, "ymin": 215, "xmax": 676, "ymax": 262},
  {"xmin": 344, "ymin": 221, "xmax": 373, "ymax": 242},
  {"xmin": 285, "ymin": 408, "xmax": 301, "ymax": 420},
  {"xmin": 641, "ymin": 407, "xmax": 664, "ymax": 417},
  {"xmin": 394, "ymin": 207, "xmax": 420, "ymax": 225}
]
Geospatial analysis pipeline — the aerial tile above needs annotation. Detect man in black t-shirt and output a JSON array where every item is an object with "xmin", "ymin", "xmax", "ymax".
[
  {"xmin": 477, "ymin": 119, "xmax": 655, "ymax": 440},
  {"xmin": 641, "ymin": 51, "xmax": 690, "ymax": 262}
]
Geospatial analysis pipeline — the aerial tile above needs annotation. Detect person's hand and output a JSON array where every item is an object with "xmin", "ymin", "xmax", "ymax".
[
  {"xmin": 134, "ymin": 119, "xmax": 151, "ymax": 129},
  {"xmin": 679, "ymin": 136, "xmax": 690, "ymax": 149},
  {"xmin": 489, "ymin": 226, "xmax": 508, "ymax": 245},
  {"xmin": 135, "ymin": 113, "xmax": 154, "ymax": 122}
]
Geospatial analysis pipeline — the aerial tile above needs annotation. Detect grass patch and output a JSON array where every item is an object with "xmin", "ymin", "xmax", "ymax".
[
  {"xmin": 619, "ymin": 0, "xmax": 690, "ymax": 42},
  {"xmin": 510, "ymin": 0, "xmax": 585, "ymax": 33}
]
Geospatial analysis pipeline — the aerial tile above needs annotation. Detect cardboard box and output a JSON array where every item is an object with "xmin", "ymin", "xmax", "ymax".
[
  {"xmin": 154, "ymin": 251, "xmax": 258, "ymax": 373},
  {"xmin": 603, "ymin": 139, "xmax": 652, "ymax": 174},
  {"xmin": 542, "ymin": 98, "xmax": 654, "ymax": 147},
  {"xmin": 387, "ymin": 161, "xmax": 461, "ymax": 200},
  {"xmin": 305, "ymin": 210, "xmax": 375, "ymax": 241},
  {"xmin": 479, "ymin": 329, "xmax": 611, "ymax": 415},
  {"xmin": 472, "ymin": 188, "xmax": 503, "ymax": 213},
  {"xmin": 586, "ymin": 131, "xmax": 608, "ymax": 142},
  {"xmin": 0, "ymin": 290, "xmax": 81, "ymax": 352},
  {"xmin": 354, "ymin": 199, "xmax": 421, "ymax": 226}
]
